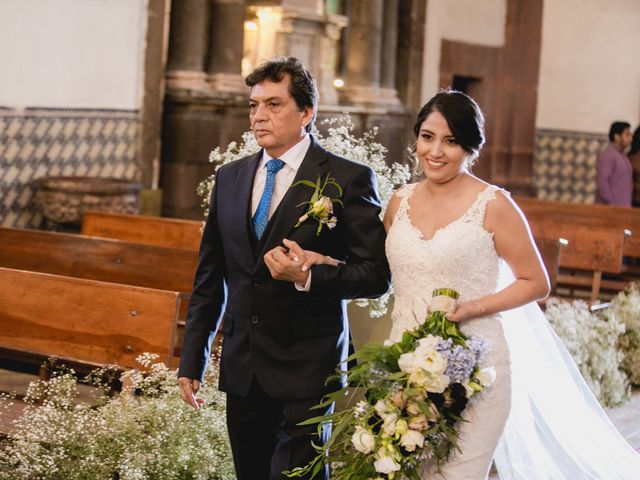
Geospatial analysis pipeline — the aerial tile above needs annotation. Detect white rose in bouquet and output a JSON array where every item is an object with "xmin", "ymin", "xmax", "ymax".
[
  {"xmin": 398, "ymin": 351, "xmax": 420, "ymax": 374},
  {"xmin": 415, "ymin": 350, "xmax": 447, "ymax": 374},
  {"xmin": 351, "ymin": 426, "xmax": 376, "ymax": 454},
  {"xmin": 400, "ymin": 429, "xmax": 425, "ymax": 452},
  {"xmin": 476, "ymin": 367, "xmax": 497, "ymax": 387},
  {"xmin": 374, "ymin": 447, "xmax": 401, "ymax": 474}
]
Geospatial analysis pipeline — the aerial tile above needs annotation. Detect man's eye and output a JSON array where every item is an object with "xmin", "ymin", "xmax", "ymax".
[{"xmin": 269, "ymin": 102, "xmax": 280, "ymax": 108}]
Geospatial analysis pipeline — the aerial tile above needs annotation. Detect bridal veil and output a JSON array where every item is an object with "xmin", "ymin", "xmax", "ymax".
[{"xmin": 494, "ymin": 262, "xmax": 640, "ymax": 479}]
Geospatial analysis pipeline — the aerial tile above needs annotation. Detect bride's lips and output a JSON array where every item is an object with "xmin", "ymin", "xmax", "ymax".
[{"xmin": 426, "ymin": 158, "xmax": 447, "ymax": 169}]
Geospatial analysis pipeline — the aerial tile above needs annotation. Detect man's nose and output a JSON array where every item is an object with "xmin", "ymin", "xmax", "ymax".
[{"xmin": 252, "ymin": 103, "xmax": 268, "ymax": 121}]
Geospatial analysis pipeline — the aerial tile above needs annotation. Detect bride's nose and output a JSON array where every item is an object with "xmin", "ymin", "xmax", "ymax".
[{"xmin": 430, "ymin": 140, "xmax": 444, "ymax": 157}]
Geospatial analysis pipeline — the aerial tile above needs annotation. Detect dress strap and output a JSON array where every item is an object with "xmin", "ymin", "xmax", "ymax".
[
  {"xmin": 462, "ymin": 185, "xmax": 504, "ymax": 225},
  {"xmin": 393, "ymin": 183, "xmax": 417, "ymax": 219}
]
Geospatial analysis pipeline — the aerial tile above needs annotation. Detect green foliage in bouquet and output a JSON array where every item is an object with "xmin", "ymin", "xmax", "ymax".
[
  {"xmin": 198, "ymin": 115, "xmax": 411, "ymax": 318},
  {"xmin": 602, "ymin": 283, "xmax": 640, "ymax": 385},
  {"xmin": 0, "ymin": 354, "xmax": 235, "ymax": 480},
  {"xmin": 546, "ymin": 299, "xmax": 630, "ymax": 407},
  {"xmin": 287, "ymin": 289, "xmax": 495, "ymax": 479}
]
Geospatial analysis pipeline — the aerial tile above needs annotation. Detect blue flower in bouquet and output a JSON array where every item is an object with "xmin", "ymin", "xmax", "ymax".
[{"xmin": 286, "ymin": 288, "xmax": 496, "ymax": 480}]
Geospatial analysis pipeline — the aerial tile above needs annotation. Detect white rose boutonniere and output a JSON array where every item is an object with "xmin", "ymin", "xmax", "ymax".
[{"xmin": 293, "ymin": 173, "xmax": 342, "ymax": 235}]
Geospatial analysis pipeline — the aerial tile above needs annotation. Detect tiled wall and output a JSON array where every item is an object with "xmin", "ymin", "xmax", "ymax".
[
  {"xmin": 532, "ymin": 128, "xmax": 608, "ymax": 203},
  {"xmin": 0, "ymin": 108, "xmax": 140, "ymax": 228}
]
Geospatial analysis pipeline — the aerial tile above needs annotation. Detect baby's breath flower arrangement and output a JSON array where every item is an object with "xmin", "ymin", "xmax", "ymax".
[
  {"xmin": 602, "ymin": 283, "xmax": 640, "ymax": 385},
  {"xmin": 0, "ymin": 354, "xmax": 235, "ymax": 480},
  {"xmin": 198, "ymin": 115, "xmax": 411, "ymax": 317},
  {"xmin": 545, "ymin": 299, "xmax": 630, "ymax": 407},
  {"xmin": 286, "ymin": 289, "xmax": 495, "ymax": 479}
]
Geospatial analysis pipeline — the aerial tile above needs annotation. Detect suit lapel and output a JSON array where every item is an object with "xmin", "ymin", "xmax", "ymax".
[
  {"xmin": 232, "ymin": 151, "xmax": 261, "ymax": 268},
  {"xmin": 254, "ymin": 138, "xmax": 329, "ymax": 273}
]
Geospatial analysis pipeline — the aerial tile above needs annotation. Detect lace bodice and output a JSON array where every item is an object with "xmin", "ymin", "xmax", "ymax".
[{"xmin": 386, "ymin": 183, "xmax": 502, "ymax": 339}]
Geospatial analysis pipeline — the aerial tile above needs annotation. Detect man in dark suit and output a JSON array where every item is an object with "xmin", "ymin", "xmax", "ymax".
[{"xmin": 178, "ymin": 57, "xmax": 390, "ymax": 480}]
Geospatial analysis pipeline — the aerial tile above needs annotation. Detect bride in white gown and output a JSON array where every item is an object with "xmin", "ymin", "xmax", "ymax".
[
  {"xmin": 381, "ymin": 90, "xmax": 640, "ymax": 479},
  {"xmin": 298, "ymin": 90, "xmax": 640, "ymax": 478}
]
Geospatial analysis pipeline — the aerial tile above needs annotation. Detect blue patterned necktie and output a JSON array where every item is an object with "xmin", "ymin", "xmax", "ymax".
[{"xmin": 252, "ymin": 159, "xmax": 285, "ymax": 239}]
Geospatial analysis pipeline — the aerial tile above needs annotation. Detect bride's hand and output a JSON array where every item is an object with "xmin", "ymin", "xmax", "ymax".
[
  {"xmin": 282, "ymin": 239, "xmax": 342, "ymax": 272},
  {"xmin": 446, "ymin": 301, "xmax": 485, "ymax": 323}
]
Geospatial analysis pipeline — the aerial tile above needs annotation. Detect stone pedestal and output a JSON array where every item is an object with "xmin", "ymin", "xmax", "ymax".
[{"xmin": 34, "ymin": 176, "xmax": 142, "ymax": 231}]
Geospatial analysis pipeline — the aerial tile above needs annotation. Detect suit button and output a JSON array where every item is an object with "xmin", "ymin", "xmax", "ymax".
[
  {"xmin": 252, "ymin": 282, "xmax": 259, "ymax": 287},
  {"xmin": 250, "ymin": 315, "xmax": 260, "ymax": 325}
]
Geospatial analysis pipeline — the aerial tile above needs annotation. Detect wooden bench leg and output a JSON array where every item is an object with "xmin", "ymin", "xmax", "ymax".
[{"xmin": 591, "ymin": 271, "xmax": 602, "ymax": 304}]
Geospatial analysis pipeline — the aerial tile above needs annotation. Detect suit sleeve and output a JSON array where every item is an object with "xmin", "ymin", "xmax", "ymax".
[
  {"xmin": 310, "ymin": 166, "xmax": 391, "ymax": 299},
  {"xmin": 178, "ymin": 177, "xmax": 227, "ymax": 382}
]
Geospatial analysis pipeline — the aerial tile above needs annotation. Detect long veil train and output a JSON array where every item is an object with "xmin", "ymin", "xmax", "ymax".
[{"xmin": 494, "ymin": 262, "xmax": 640, "ymax": 479}]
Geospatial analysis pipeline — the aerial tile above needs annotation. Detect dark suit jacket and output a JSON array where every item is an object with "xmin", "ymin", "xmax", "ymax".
[{"xmin": 178, "ymin": 136, "xmax": 390, "ymax": 399}]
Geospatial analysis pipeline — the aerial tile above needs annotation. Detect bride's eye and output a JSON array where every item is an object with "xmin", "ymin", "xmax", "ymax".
[
  {"xmin": 446, "ymin": 138, "xmax": 459, "ymax": 145},
  {"xmin": 421, "ymin": 133, "xmax": 432, "ymax": 141}
]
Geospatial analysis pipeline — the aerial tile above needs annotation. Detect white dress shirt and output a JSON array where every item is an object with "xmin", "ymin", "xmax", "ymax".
[
  {"xmin": 251, "ymin": 133, "xmax": 312, "ymax": 291},
  {"xmin": 251, "ymin": 134, "xmax": 311, "ymax": 217}
]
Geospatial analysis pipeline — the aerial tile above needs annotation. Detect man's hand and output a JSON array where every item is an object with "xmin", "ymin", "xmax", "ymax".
[
  {"xmin": 178, "ymin": 376, "xmax": 205, "ymax": 410},
  {"xmin": 264, "ymin": 239, "xmax": 310, "ymax": 284}
]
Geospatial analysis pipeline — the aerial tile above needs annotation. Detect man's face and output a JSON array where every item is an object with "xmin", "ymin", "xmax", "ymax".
[
  {"xmin": 249, "ymin": 75, "xmax": 314, "ymax": 159},
  {"xmin": 615, "ymin": 128, "xmax": 632, "ymax": 150}
]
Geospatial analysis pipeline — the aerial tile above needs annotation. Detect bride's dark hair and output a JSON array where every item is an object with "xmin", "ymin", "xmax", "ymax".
[{"xmin": 413, "ymin": 89, "xmax": 486, "ymax": 165}]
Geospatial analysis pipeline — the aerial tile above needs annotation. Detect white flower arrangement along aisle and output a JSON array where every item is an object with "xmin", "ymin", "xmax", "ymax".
[
  {"xmin": 546, "ymin": 283, "xmax": 640, "ymax": 408},
  {"xmin": 0, "ymin": 354, "xmax": 235, "ymax": 480}
]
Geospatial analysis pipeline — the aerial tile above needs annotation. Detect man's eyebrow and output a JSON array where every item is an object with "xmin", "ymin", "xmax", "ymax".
[{"xmin": 249, "ymin": 95, "xmax": 285, "ymax": 103}]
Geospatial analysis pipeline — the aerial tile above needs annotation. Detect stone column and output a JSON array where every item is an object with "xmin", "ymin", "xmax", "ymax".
[
  {"xmin": 341, "ymin": 0, "xmax": 399, "ymax": 106},
  {"xmin": 165, "ymin": 0, "xmax": 210, "ymax": 91},
  {"xmin": 207, "ymin": 0, "xmax": 247, "ymax": 94},
  {"xmin": 317, "ymin": 14, "xmax": 347, "ymax": 105},
  {"xmin": 379, "ymin": 0, "xmax": 400, "ymax": 104}
]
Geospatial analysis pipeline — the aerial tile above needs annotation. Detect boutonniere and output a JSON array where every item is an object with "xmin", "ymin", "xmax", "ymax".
[{"xmin": 293, "ymin": 173, "xmax": 343, "ymax": 235}]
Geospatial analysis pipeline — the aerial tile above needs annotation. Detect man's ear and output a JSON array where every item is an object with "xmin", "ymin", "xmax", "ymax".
[{"xmin": 301, "ymin": 107, "xmax": 315, "ymax": 129}]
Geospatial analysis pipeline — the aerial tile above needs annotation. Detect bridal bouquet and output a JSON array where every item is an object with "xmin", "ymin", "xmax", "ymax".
[{"xmin": 288, "ymin": 289, "xmax": 495, "ymax": 479}]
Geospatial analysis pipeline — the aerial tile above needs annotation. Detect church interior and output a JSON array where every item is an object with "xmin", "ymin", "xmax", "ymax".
[{"xmin": 0, "ymin": 0, "xmax": 639, "ymax": 477}]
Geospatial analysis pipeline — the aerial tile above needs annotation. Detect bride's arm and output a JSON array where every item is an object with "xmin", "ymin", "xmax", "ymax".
[{"xmin": 448, "ymin": 191, "xmax": 550, "ymax": 322}]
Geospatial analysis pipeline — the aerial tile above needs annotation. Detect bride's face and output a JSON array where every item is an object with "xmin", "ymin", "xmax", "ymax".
[{"xmin": 416, "ymin": 111, "xmax": 471, "ymax": 183}]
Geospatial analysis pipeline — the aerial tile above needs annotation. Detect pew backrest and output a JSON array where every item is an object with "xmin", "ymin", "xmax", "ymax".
[
  {"xmin": 82, "ymin": 211, "xmax": 202, "ymax": 251},
  {"xmin": 527, "ymin": 223, "xmax": 626, "ymax": 274},
  {"xmin": 0, "ymin": 227, "xmax": 197, "ymax": 293},
  {"xmin": 516, "ymin": 196, "xmax": 640, "ymax": 257},
  {"xmin": 0, "ymin": 267, "xmax": 182, "ymax": 369}
]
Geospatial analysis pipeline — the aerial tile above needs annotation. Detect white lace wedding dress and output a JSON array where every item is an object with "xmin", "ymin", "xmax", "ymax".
[
  {"xmin": 386, "ymin": 183, "xmax": 640, "ymax": 479},
  {"xmin": 387, "ymin": 183, "xmax": 510, "ymax": 479}
]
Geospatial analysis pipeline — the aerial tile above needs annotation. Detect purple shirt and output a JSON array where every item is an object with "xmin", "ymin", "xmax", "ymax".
[{"xmin": 595, "ymin": 144, "xmax": 632, "ymax": 206}]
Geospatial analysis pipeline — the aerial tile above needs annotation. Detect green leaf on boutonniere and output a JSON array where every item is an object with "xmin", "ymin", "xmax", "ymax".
[{"xmin": 292, "ymin": 173, "xmax": 343, "ymax": 235}]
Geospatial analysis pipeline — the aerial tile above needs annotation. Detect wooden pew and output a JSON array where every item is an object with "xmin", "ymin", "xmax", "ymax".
[
  {"xmin": 528, "ymin": 223, "xmax": 627, "ymax": 303},
  {"xmin": 0, "ymin": 227, "xmax": 199, "ymax": 362},
  {"xmin": 516, "ymin": 196, "xmax": 640, "ymax": 258},
  {"xmin": 0, "ymin": 268, "xmax": 182, "ymax": 369},
  {"xmin": 82, "ymin": 211, "xmax": 202, "ymax": 251},
  {"xmin": 0, "ymin": 227, "xmax": 197, "ymax": 293}
]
